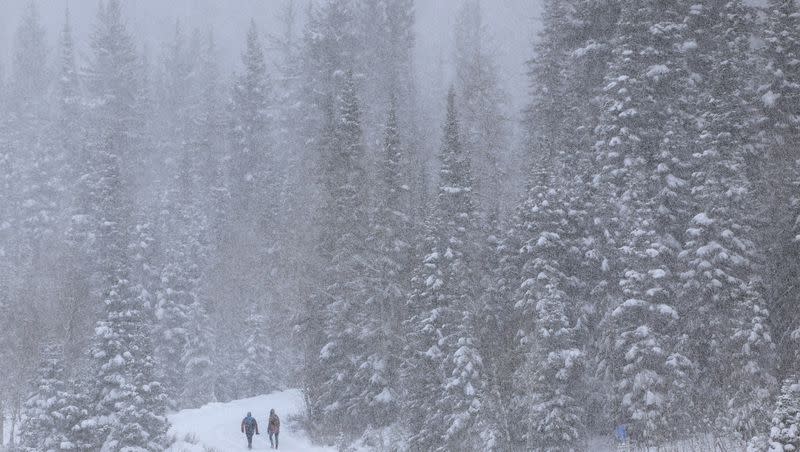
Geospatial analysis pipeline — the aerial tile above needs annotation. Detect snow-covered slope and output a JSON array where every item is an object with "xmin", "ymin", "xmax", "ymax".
[{"xmin": 166, "ymin": 389, "xmax": 334, "ymax": 452}]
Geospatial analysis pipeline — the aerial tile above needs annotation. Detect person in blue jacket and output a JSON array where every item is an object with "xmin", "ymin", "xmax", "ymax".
[{"xmin": 241, "ymin": 411, "xmax": 260, "ymax": 449}]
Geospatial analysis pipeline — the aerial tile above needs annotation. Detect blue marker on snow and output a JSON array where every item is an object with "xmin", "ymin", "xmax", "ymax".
[{"xmin": 615, "ymin": 424, "xmax": 627, "ymax": 443}]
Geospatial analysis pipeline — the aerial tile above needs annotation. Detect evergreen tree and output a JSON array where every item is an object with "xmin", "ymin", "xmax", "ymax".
[
  {"xmin": 300, "ymin": 4, "xmax": 364, "ymax": 432},
  {"xmin": 153, "ymin": 240, "xmax": 192, "ymax": 408},
  {"xmin": 352, "ymin": 95, "xmax": 412, "ymax": 428},
  {"xmin": 59, "ymin": 5, "xmax": 103, "ymax": 368},
  {"xmin": 84, "ymin": 2, "xmax": 169, "ymax": 449},
  {"xmin": 211, "ymin": 21, "xmax": 284, "ymax": 401},
  {"xmin": 518, "ymin": 0, "xmax": 621, "ymax": 440},
  {"xmin": 311, "ymin": 70, "xmax": 372, "ymax": 437},
  {"xmin": 59, "ymin": 378, "xmax": 95, "ymax": 452},
  {"xmin": 357, "ymin": 0, "xmax": 418, "ymax": 181},
  {"xmin": 758, "ymin": 0, "xmax": 800, "ymax": 379},
  {"xmin": 19, "ymin": 345, "xmax": 71, "ymax": 452},
  {"xmin": 402, "ymin": 89, "xmax": 493, "ymax": 451},
  {"xmin": 10, "ymin": 0, "xmax": 48, "ymax": 112},
  {"xmin": 513, "ymin": 171, "xmax": 587, "ymax": 451},
  {"xmin": 88, "ymin": 150, "xmax": 168, "ymax": 450},
  {"xmin": 180, "ymin": 299, "xmax": 216, "ymax": 408},
  {"xmin": 768, "ymin": 377, "xmax": 800, "ymax": 451},
  {"xmin": 3, "ymin": 4, "xmax": 55, "ymax": 441},
  {"xmin": 235, "ymin": 309, "xmax": 278, "ymax": 398},
  {"xmin": 454, "ymin": 0, "xmax": 510, "ymax": 215},
  {"xmin": 594, "ymin": 0, "xmax": 697, "ymax": 445},
  {"xmin": 475, "ymin": 214, "xmax": 522, "ymax": 449},
  {"xmin": 229, "ymin": 20, "xmax": 272, "ymax": 221},
  {"xmin": 681, "ymin": 0, "xmax": 777, "ymax": 438}
]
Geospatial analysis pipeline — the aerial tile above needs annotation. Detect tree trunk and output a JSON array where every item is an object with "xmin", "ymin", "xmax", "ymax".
[
  {"xmin": 0, "ymin": 396, "xmax": 4, "ymax": 446},
  {"xmin": 9, "ymin": 394, "xmax": 19, "ymax": 446}
]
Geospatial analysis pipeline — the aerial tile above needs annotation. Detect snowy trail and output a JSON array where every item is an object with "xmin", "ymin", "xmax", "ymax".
[{"xmin": 166, "ymin": 389, "xmax": 334, "ymax": 452}]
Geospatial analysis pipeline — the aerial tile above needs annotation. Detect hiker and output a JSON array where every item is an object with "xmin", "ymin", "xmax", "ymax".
[
  {"xmin": 241, "ymin": 411, "xmax": 259, "ymax": 449},
  {"xmin": 268, "ymin": 408, "xmax": 280, "ymax": 449}
]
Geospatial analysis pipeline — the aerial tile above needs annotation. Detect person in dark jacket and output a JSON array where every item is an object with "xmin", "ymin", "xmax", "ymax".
[
  {"xmin": 267, "ymin": 409, "xmax": 280, "ymax": 449},
  {"xmin": 241, "ymin": 411, "xmax": 259, "ymax": 449}
]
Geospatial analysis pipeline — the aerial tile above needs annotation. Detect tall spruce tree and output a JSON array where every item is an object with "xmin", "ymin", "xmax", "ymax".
[
  {"xmin": 758, "ymin": 0, "xmax": 800, "ymax": 380},
  {"xmin": 681, "ymin": 0, "xmax": 777, "ymax": 438},
  {"xmin": 229, "ymin": 20, "xmax": 272, "ymax": 221},
  {"xmin": 474, "ymin": 213, "xmax": 520, "ymax": 449},
  {"xmin": 454, "ymin": 0, "xmax": 510, "ymax": 216},
  {"xmin": 214, "ymin": 19, "xmax": 281, "ymax": 401},
  {"xmin": 4, "ymin": 4, "xmax": 54, "ymax": 440},
  {"xmin": 59, "ymin": 5, "xmax": 97, "ymax": 366},
  {"xmin": 402, "ymin": 89, "xmax": 496, "ymax": 451},
  {"xmin": 311, "ymin": 70, "xmax": 371, "ymax": 437},
  {"xmin": 594, "ymin": 0, "xmax": 697, "ymax": 445},
  {"xmin": 19, "ymin": 344, "xmax": 71, "ymax": 452},
  {"xmin": 513, "ymin": 170, "xmax": 587, "ymax": 451},
  {"xmin": 84, "ymin": 2, "xmax": 169, "ymax": 449},
  {"xmin": 768, "ymin": 377, "xmax": 800, "ymax": 451},
  {"xmin": 352, "ymin": 95, "xmax": 411, "ymax": 427}
]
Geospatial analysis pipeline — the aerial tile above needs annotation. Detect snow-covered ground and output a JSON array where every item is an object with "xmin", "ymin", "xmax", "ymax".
[{"xmin": 166, "ymin": 389, "xmax": 334, "ymax": 452}]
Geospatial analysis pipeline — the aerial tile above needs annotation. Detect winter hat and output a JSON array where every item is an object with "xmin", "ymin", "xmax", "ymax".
[{"xmin": 247, "ymin": 412, "xmax": 252, "ymax": 417}]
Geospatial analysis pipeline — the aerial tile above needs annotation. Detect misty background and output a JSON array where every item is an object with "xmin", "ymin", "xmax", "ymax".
[
  {"xmin": 3, "ymin": 0, "xmax": 800, "ymax": 451},
  {"xmin": 0, "ymin": 0, "xmax": 540, "ymax": 113}
]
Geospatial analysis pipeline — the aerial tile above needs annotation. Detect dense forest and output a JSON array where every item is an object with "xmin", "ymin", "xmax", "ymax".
[{"xmin": 1, "ymin": 0, "xmax": 800, "ymax": 451}]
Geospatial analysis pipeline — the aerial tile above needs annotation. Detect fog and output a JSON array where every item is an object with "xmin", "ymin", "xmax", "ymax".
[
  {"xmin": 2, "ymin": 0, "xmax": 800, "ymax": 451},
  {"xmin": 0, "ymin": 0, "xmax": 539, "ymax": 111}
]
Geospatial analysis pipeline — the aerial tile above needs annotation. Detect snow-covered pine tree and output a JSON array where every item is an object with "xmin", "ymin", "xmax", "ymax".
[
  {"xmin": 195, "ymin": 29, "xmax": 226, "ymax": 207},
  {"xmin": 298, "ymin": 9, "xmax": 365, "ymax": 422},
  {"xmin": 8, "ymin": 0, "xmax": 55, "ymax": 257},
  {"xmin": 235, "ymin": 307, "xmax": 278, "ymax": 398},
  {"xmin": 758, "ymin": 0, "xmax": 800, "ymax": 380},
  {"xmin": 768, "ymin": 377, "xmax": 800, "ymax": 451},
  {"xmin": 153, "ymin": 242, "xmax": 191, "ymax": 408},
  {"xmin": 84, "ymin": 2, "xmax": 169, "ymax": 450},
  {"xmin": 514, "ymin": 1, "xmax": 621, "ymax": 442},
  {"xmin": 168, "ymin": 99, "xmax": 217, "ymax": 409},
  {"xmin": 0, "ymin": 288, "xmax": 10, "ymax": 444},
  {"xmin": 149, "ymin": 22, "xmax": 207, "ymax": 410},
  {"xmin": 58, "ymin": 377, "xmax": 95, "ymax": 452},
  {"xmin": 2, "ymin": 4, "xmax": 56, "ymax": 442},
  {"xmin": 17, "ymin": 346, "xmax": 93, "ymax": 451},
  {"xmin": 263, "ymin": 4, "xmax": 324, "ymax": 388},
  {"xmin": 311, "ymin": 70, "xmax": 372, "ymax": 437},
  {"xmin": 512, "ymin": 168, "xmax": 587, "ymax": 451},
  {"xmin": 88, "ymin": 153, "xmax": 168, "ymax": 450},
  {"xmin": 593, "ymin": 0, "xmax": 698, "ymax": 445},
  {"xmin": 522, "ymin": 0, "xmax": 570, "ymax": 172},
  {"xmin": 210, "ymin": 21, "xmax": 284, "ymax": 401},
  {"xmin": 58, "ymin": 5, "xmax": 99, "ymax": 366},
  {"xmin": 301, "ymin": 97, "xmax": 336, "ymax": 435},
  {"xmin": 229, "ymin": 20, "xmax": 272, "ymax": 223},
  {"xmin": 473, "ymin": 213, "xmax": 520, "ymax": 450},
  {"xmin": 57, "ymin": 4, "xmax": 82, "ymax": 165},
  {"xmin": 9, "ymin": 0, "xmax": 48, "ymax": 112},
  {"xmin": 300, "ymin": 0, "xmax": 361, "ymax": 152},
  {"xmin": 19, "ymin": 344, "xmax": 71, "ymax": 452},
  {"xmin": 402, "ymin": 89, "xmax": 494, "ymax": 451},
  {"xmin": 351, "ymin": 94, "xmax": 412, "ymax": 429},
  {"xmin": 454, "ymin": 0, "xmax": 511, "ymax": 216},
  {"xmin": 357, "ymin": 0, "xmax": 418, "ymax": 179},
  {"xmin": 680, "ymin": 0, "xmax": 777, "ymax": 438},
  {"xmin": 180, "ymin": 299, "xmax": 216, "ymax": 408}
]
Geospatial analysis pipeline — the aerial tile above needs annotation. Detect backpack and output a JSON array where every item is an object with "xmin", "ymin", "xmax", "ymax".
[{"xmin": 244, "ymin": 416, "xmax": 256, "ymax": 432}]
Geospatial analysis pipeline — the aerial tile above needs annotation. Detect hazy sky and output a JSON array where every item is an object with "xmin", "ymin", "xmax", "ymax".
[{"xmin": 0, "ymin": 0, "xmax": 541, "ymax": 112}]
